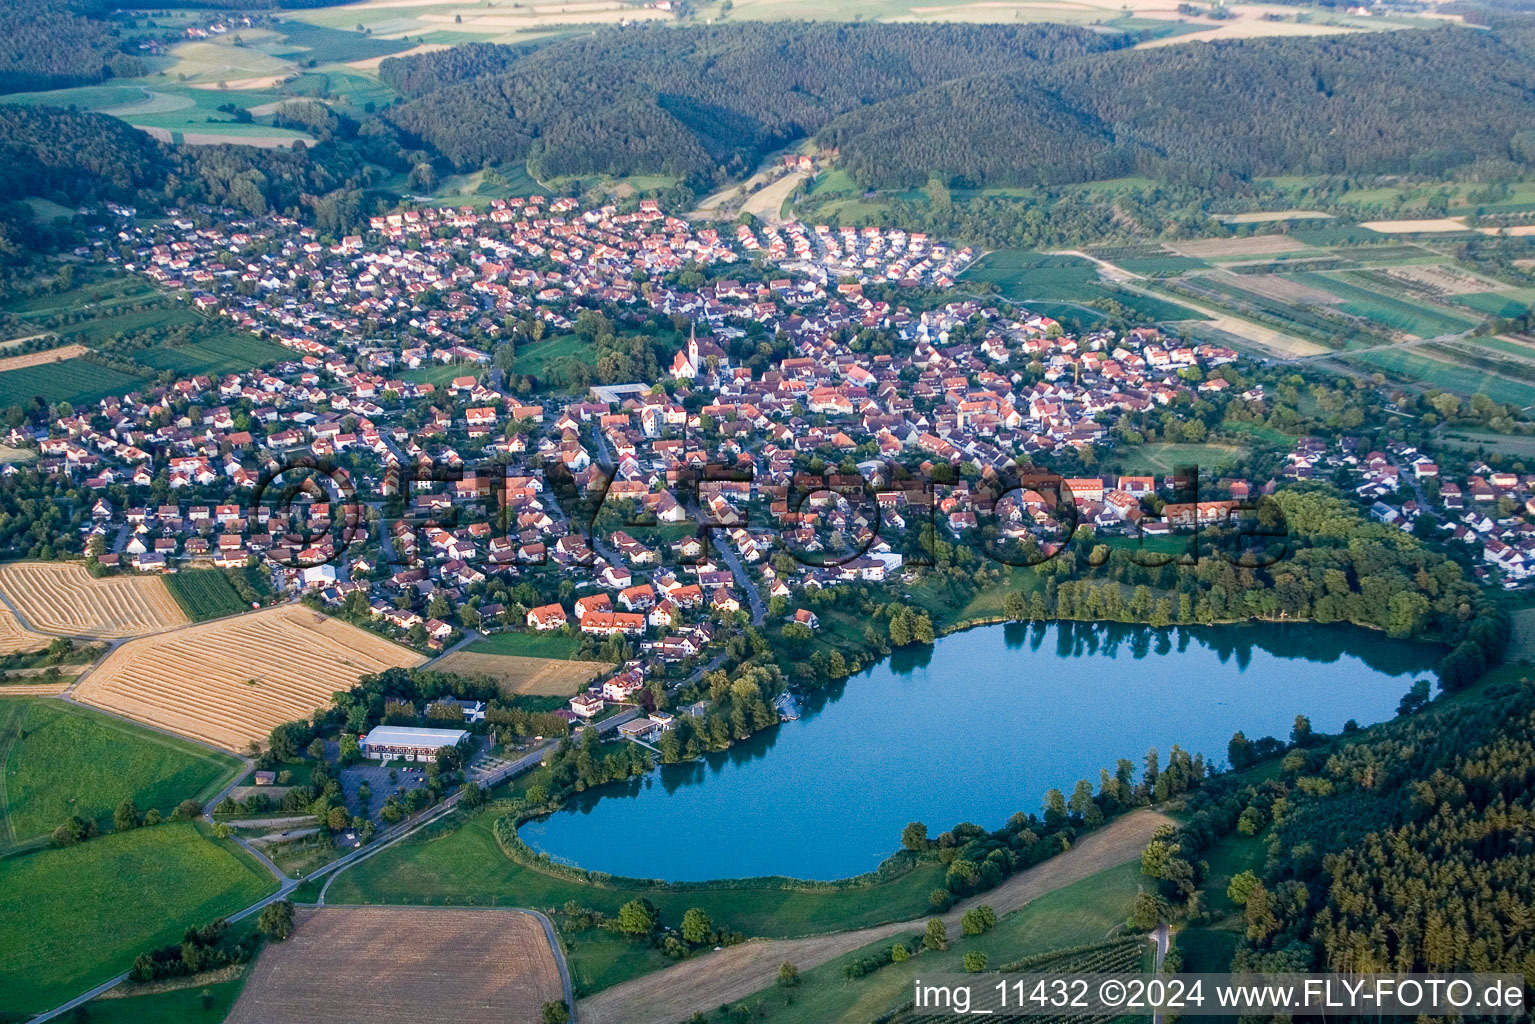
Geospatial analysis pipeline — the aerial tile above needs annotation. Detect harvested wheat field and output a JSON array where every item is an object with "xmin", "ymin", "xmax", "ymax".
[
  {"xmin": 0, "ymin": 344, "xmax": 88, "ymax": 373},
  {"xmin": 0, "ymin": 562, "xmax": 187, "ymax": 638},
  {"xmin": 431, "ymin": 650, "xmax": 604, "ymax": 696},
  {"xmin": 0, "ymin": 602, "xmax": 48, "ymax": 655},
  {"xmin": 226, "ymin": 907, "xmax": 563, "ymax": 1024},
  {"xmin": 73, "ymin": 605, "xmax": 424, "ymax": 750}
]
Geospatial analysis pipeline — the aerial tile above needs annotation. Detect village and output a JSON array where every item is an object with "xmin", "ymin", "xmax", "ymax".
[{"xmin": 11, "ymin": 190, "xmax": 1531, "ymax": 752}]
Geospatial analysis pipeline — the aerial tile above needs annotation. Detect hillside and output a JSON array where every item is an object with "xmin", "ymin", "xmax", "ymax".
[{"xmin": 381, "ymin": 24, "xmax": 1535, "ymax": 189}]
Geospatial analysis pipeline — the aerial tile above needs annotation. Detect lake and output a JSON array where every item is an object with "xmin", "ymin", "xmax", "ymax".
[{"xmin": 519, "ymin": 621, "xmax": 1440, "ymax": 882}]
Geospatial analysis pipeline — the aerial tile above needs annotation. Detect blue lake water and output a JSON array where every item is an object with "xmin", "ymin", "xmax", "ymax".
[{"xmin": 519, "ymin": 621, "xmax": 1440, "ymax": 882}]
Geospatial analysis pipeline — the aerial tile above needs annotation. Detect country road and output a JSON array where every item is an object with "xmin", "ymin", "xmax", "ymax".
[{"xmin": 577, "ymin": 809, "xmax": 1174, "ymax": 1024}]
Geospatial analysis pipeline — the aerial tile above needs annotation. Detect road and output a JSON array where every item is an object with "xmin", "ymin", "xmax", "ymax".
[{"xmin": 577, "ymin": 810, "xmax": 1175, "ymax": 1024}]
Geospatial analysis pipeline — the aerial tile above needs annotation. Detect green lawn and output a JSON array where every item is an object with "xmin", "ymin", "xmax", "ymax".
[
  {"xmin": 468, "ymin": 629, "xmax": 598, "ymax": 660},
  {"xmin": 78, "ymin": 975, "xmax": 246, "ymax": 1024},
  {"xmin": 722, "ymin": 860, "xmax": 1146, "ymax": 1024},
  {"xmin": 164, "ymin": 569, "xmax": 250, "ymax": 622},
  {"xmin": 0, "ymin": 823, "xmax": 276, "ymax": 1013},
  {"xmin": 514, "ymin": 333, "xmax": 595, "ymax": 378},
  {"xmin": 325, "ymin": 809, "xmax": 948, "ymax": 940},
  {"xmin": 401, "ymin": 362, "xmax": 473, "ymax": 386},
  {"xmin": 562, "ymin": 925, "xmax": 676, "ymax": 996},
  {"xmin": 0, "ymin": 699, "xmax": 240, "ymax": 847}
]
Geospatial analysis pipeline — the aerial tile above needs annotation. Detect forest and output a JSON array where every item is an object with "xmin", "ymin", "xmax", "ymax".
[
  {"xmin": 1150, "ymin": 669, "xmax": 1535, "ymax": 978},
  {"xmin": 378, "ymin": 22, "xmax": 1535, "ymax": 189},
  {"xmin": 0, "ymin": 0, "xmax": 144, "ymax": 94},
  {"xmin": 379, "ymin": 22, "xmax": 1121, "ymax": 180}
]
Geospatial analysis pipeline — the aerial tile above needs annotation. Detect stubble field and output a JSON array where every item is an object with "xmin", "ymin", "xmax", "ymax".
[
  {"xmin": 431, "ymin": 649, "xmax": 605, "ymax": 696},
  {"xmin": 0, "ymin": 562, "xmax": 188, "ymax": 638},
  {"xmin": 72, "ymin": 605, "xmax": 425, "ymax": 750},
  {"xmin": 225, "ymin": 906, "xmax": 564, "ymax": 1024}
]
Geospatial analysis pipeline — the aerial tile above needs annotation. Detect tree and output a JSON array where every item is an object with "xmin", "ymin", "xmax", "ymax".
[
  {"xmin": 924, "ymin": 918, "xmax": 948, "ymax": 951},
  {"xmin": 681, "ymin": 907, "xmax": 712, "ymax": 944},
  {"xmin": 1227, "ymin": 731, "xmax": 1255, "ymax": 771},
  {"xmin": 114, "ymin": 798, "xmax": 140, "ymax": 832},
  {"xmin": 307, "ymin": 737, "xmax": 326, "ymax": 760},
  {"xmin": 963, "ymin": 951, "xmax": 988, "ymax": 972},
  {"xmin": 173, "ymin": 799, "xmax": 203, "ymax": 821},
  {"xmin": 901, "ymin": 821, "xmax": 930, "ymax": 851},
  {"xmin": 778, "ymin": 961, "xmax": 800, "ymax": 987},
  {"xmin": 891, "ymin": 943, "xmax": 909, "ymax": 962},
  {"xmin": 617, "ymin": 898, "xmax": 659, "ymax": 936},
  {"xmin": 541, "ymin": 1000, "xmax": 570, "ymax": 1024},
  {"xmin": 1129, "ymin": 890, "xmax": 1168, "ymax": 930},
  {"xmin": 258, "ymin": 900, "xmax": 295, "ymax": 941},
  {"xmin": 1290, "ymin": 714, "xmax": 1313, "ymax": 746},
  {"xmin": 1226, "ymin": 870, "xmax": 1261, "ymax": 906},
  {"xmin": 962, "ymin": 905, "xmax": 997, "ymax": 935},
  {"xmin": 52, "ymin": 815, "xmax": 90, "ymax": 847}
]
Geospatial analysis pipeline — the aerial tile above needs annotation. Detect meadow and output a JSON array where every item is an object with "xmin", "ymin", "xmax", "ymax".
[
  {"xmin": 324, "ymin": 806, "xmax": 949, "ymax": 941},
  {"xmin": 78, "ymin": 977, "xmax": 247, "ymax": 1024},
  {"xmin": 0, "ymin": 822, "xmax": 276, "ymax": 1013},
  {"xmin": 468, "ymin": 628, "xmax": 593, "ymax": 660},
  {"xmin": 958, "ymin": 250, "xmax": 1204, "ymax": 324},
  {"xmin": 0, "ymin": 698, "xmax": 240, "ymax": 847},
  {"xmin": 163, "ymin": 569, "xmax": 254, "ymax": 622}
]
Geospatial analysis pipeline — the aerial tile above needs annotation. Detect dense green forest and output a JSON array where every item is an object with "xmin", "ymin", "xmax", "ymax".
[
  {"xmin": 1155, "ymin": 670, "xmax": 1535, "ymax": 977},
  {"xmin": 0, "ymin": 0, "xmax": 143, "ymax": 94},
  {"xmin": 826, "ymin": 29, "xmax": 1535, "ymax": 187},
  {"xmin": 379, "ymin": 23, "xmax": 1535, "ymax": 189},
  {"xmin": 380, "ymin": 23, "xmax": 1120, "ymax": 180}
]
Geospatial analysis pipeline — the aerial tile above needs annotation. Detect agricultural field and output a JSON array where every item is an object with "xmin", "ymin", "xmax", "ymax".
[
  {"xmin": 1345, "ymin": 347, "xmax": 1535, "ymax": 408},
  {"xmin": 0, "ymin": 358, "xmax": 151, "ymax": 409},
  {"xmin": 0, "ymin": 822, "xmax": 276, "ymax": 1014},
  {"xmin": 0, "ymin": 562, "xmax": 189, "ymax": 638},
  {"xmin": 958, "ymin": 250, "xmax": 1203, "ymax": 324},
  {"xmin": 72, "ymin": 604, "xmax": 425, "ymax": 750},
  {"xmin": 163, "ymin": 569, "xmax": 254, "ymax": 622},
  {"xmin": 468, "ymin": 628, "xmax": 597, "ymax": 661},
  {"xmin": 135, "ymin": 334, "xmax": 295, "ymax": 376},
  {"xmin": 0, "ymin": 698, "xmax": 239, "ymax": 848},
  {"xmin": 226, "ymin": 907, "xmax": 564, "ymax": 1024},
  {"xmin": 431, "ymin": 649, "xmax": 605, "ymax": 696},
  {"xmin": 0, "ymin": 600, "xmax": 49, "ymax": 654}
]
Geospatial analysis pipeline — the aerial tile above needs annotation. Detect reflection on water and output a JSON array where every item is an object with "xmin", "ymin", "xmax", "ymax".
[{"xmin": 521, "ymin": 621, "xmax": 1441, "ymax": 882}]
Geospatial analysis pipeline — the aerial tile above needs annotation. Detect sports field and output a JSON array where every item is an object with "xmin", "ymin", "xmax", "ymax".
[
  {"xmin": 0, "ymin": 698, "xmax": 239, "ymax": 847},
  {"xmin": 0, "ymin": 822, "xmax": 276, "ymax": 1013},
  {"xmin": 73, "ymin": 605, "xmax": 426, "ymax": 750},
  {"xmin": 227, "ymin": 907, "xmax": 564, "ymax": 1024},
  {"xmin": 0, "ymin": 562, "xmax": 188, "ymax": 638}
]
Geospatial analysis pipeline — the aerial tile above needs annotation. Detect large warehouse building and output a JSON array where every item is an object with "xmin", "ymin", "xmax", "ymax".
[{"xmin": 358, "ymin": 725, "xmax": 469, "ymax": 762}]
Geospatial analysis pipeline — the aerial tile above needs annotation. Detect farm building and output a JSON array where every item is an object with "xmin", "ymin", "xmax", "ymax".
[{"xmin": 359, "ymin": 725, "xmax": 469, "ymax": 762}]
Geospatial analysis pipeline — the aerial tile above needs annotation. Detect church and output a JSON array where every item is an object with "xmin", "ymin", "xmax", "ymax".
[{"xmin": 670, "ymin": 325, "xmax": 731, "ymax": 380}]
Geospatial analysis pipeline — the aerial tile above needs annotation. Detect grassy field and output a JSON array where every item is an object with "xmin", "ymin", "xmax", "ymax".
[
  {"xmin": 78, "ymin": 976, "xmax": 247, "ymax": 1024},
  {"xmin": 712, "ymin": 859, "xmax": 1146, "ymax": 1024},
  {"xmin": 164, "ymin": 570, "xmax": 252, "ymax": 622},
  {"xmin": 513, "ymin": 333, "xmax": 595, "ymax": 378},
  {"xmin": 0, "ymin": 822, "xmax": 276, "ymax": 1013},
  {"xmin": 468, "ymin": 629, "xmax": 593, "ymax": 660},
  {"xmin": 324, "ymin": 807, "xmax": 949, "ymax": 940},
  {"xmin": 959, "ymin": 250, "xmax": 1203, "ymax": 324},
  {"xmin": 0, "ymin": 698, "xmax": 240, "ymax": 847},
  {"xmin": 1121, "ymin": 442, "xmax": 1246, "ymax": 476}
]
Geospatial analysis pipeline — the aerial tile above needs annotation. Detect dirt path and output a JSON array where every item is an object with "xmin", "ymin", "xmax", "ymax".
[{"xmin": 577, "ymin": 809, "xmax": 1173, "ymax": 1024}]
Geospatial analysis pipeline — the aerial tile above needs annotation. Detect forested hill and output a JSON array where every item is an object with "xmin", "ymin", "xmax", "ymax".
[
  {"xmin": 378, "ymin": 22, "xmax": 1122, "ymax": 180},
  {"xmin": 826, "ymin": 29, "xmax": 1535, "ymax": 187},
  {"xmin": 381, "ymin": 23, "xmax": 1535, "ymax": 188}
]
